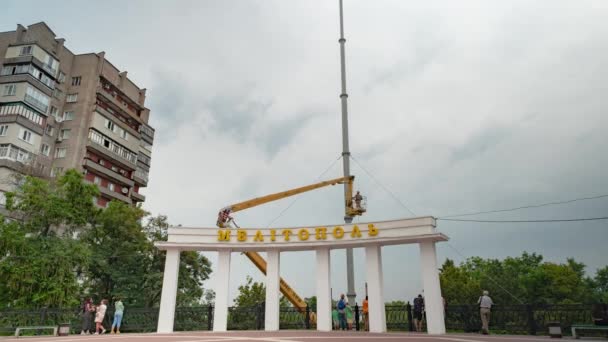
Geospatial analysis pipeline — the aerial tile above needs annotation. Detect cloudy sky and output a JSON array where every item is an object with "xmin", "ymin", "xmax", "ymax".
[{"xmin": 3, "ymin": 0, "xmax": 607, "ymax": 304}]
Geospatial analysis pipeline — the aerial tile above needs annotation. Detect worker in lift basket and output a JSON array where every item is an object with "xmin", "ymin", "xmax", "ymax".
[
  {"xmin": 218, "ymin": 209, "xmax": 233, "ymax": 227},
  {"xmin": 353, "ymin": 191, "xmax": 363, "ymax": 209}
]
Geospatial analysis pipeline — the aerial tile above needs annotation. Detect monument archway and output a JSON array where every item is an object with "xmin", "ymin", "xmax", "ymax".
[{"xmin": 155, "ymin": 216, "xmax": 448, "ymax": 334}]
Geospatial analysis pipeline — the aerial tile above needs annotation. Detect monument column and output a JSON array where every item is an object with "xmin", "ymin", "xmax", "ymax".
[
  {"xmin": 315, "ymin": 248, "xmax": 332, "ymax": 331},
  {"xmin": 265, "ymin": 250, "xmax": 281, "ymax": 331},
  {"xmin": 365, "ymin": 245, "xmax": 386, "ymax": 332},
  {"xmin": 419, "ymin": 241, "xmax": 446, "ymax": 334},
  {"xmin": 213, "ymin": 250, "xmax": 232, "ymax": 332},
  {"xmin": 157, "ymin": 248, "xmax": 180, "ymax": 333}
]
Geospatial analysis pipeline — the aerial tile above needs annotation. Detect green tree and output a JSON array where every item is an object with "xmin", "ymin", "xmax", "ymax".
[
  {"xmin": 0, "ymin": 170, "xmax": 96, "ymax": 308},
  {"xmin": 142, "ymin": 215, "xmax": 212, "ymax": 307},
  {"xmin": 82, "ymin": 201, "xmax": 150, "ymax": 304},
  {"xmin": 440, "ymin": 252, "xmax": 598, "ymax": 305},
  {"xmin": 591, "ymin": 266, "xmax": 608, "ymax": 302},
  {"xmin": 234, "ymin": 276, "xmax": 266, "ymax": 307}
]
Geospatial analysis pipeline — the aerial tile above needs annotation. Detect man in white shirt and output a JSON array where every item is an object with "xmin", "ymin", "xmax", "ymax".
[{"xmin": 477, "ymin": 290, "xmax": 493, "ymax": 335}]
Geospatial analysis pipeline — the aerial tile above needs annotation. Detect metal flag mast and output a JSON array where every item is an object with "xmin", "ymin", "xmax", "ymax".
[{"xmin": 338, "ymin": 0, "xmax": 356, "ymax": 306}]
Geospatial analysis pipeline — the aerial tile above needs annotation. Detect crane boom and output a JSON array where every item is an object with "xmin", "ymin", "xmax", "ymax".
[
  {"xmin": 217, "ymin": 175, "xmax": 365, "ymax": 228},
  {"xmin": 229, "ymin": 176, "xmax": 352, "ymax": 213}
]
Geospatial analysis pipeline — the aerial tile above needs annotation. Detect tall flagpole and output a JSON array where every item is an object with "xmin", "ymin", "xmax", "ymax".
[{"xmin": 338, "ymin": 0, "xmax": 356, "ymax": 306}]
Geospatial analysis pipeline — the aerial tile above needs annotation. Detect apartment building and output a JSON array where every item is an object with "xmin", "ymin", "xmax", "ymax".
[{"xmin": 0, "ymin": 22, "xmax": 154, "ymax": 207}]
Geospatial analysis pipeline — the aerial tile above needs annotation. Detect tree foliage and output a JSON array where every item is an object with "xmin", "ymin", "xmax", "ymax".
[
  {"xmin": 0, "ymin": 169, "xmax": 212, "ymax": 309},
  {"xmin": 440, "ymin": 252, "xmax": 604, "ymax": 305}
]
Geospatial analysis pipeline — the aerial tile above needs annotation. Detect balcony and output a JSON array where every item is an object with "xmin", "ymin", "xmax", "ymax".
[
  {"xmin": 96, "ymin": 85, "xmax": 143, "ymax": 124},
  {"xmin": 139, "ymin": 123, "xmax": 155, "ymax": 144},
  {"xmin": 131, "ymin": 191, "xmax": 145, "ymax": 202},
  {"xmin": 0, "ymin": 114, "xmax": 43, "ymax": 135},
  {"xmin": 87, "ymin": 129, "xmax": 138, "ymax": 171},
  {"xmin": 83, "ymin": 159, "xmax": 135, "ymax": 187},
  {"xmin": 133, "ymin": 168, "xmax": 148, "ymax": 186},
  {"xmin": 86, "ymin": 179, "xmax": 132, "ymax": 204},
  {"xmin": 94, "ymin": 104, "xmax": 140, "ymax": 139},
  {"xmin": 0, "ymin": 73, "xmax": 53, "ymax": 96},
  {"xmin": 24, "ymin": 93, "xmax": 49, "ymax": 114}
]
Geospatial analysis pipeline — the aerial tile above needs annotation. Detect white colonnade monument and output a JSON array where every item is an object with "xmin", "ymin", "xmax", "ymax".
[{"xmin": 155, "ymin": 216, "xmax": 448, "ymax": 334}]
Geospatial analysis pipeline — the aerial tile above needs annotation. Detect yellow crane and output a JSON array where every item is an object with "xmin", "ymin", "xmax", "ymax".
[{"xmin": 216, "ymin": 175, "xmax": 366, "ymax": 315}]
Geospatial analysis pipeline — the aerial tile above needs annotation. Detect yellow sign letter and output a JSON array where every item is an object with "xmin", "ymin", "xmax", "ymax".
[
  {"xmin": 270, "ymin": 229, "xmax": 276, "ymax": 241},
  {"xmin": 254, "ymin": 230, "xmax": 264, "ymax": 242},
  {"xmin": 237, "ymin": 230, "xmax": 248, "ymax": 242},
  {"xmin": 282, "ymin": 229, "xmax": 293, "ymax": 241},
  {"xmin": 315, "ymin": 227, "xmax": 327, "ymax": 240},
  {"xmin": 350, "ymin": 225, "xmax": 362, "ymax": 238},
  {"xmin": 218, "ymin": 229, "xmax": 231, "ymax": 241},
  {"xmin": 298, "ymin": 229, "xmax": 310, "ymax": 241},
  {"xmin": 368, "ymin": 223, "xmax": 379, "ymax": 236},
  {"xmin": 333, "ymin": 226, "xmax": 345, "ymax": 239}
]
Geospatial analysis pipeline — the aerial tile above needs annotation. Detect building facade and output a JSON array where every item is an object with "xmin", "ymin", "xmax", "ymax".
[{"xmin": 0, "ymin": 22, "xmax": 153, "ymax": 207}]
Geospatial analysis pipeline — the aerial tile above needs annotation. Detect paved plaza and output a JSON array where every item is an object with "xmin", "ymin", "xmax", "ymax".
[{"xmin": 0, "ymin": 331, "xmax": 570, "ymax": 342}]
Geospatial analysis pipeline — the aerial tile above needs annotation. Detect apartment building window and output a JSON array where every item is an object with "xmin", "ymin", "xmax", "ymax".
[
  {"xmin": 71, "ymin": 77, "xmax": 81, "ymax": 86},
  {"xmin": 25, "ymin": 86, "xmax": 50, "ymax": 113},
  {"xmin": 0, "ymin": 125, "xmax": 8, "ymax": 136},
  {"xmin": 50, "ymin": 167, "xmax": 64, "ymax": 178},
  {"xmin": 19, "ymin": 45, "xmax": 33, "ymax": 56},
  {"xmin": 1, "ymin": 64, "xmax": 54, "ymax": 88},
  {"xmin": 58, "ymin": 72, "xmax": 66, "ymax": 83},
  {"xmin": 2, "ymin": 84, "xmax": 16, "ymax": 96},
  {"xmin": 100, "ymin": 159, "xmax": 105, "ymax": 166},
  {"xmin": 42, "ymin": 55, "xmax": 59, "ymax": 77},
  {"xmin": 63, "ymin": 111, "xmax": 75, "ymax": 121},
  {"xmin": 94, "ymin": 176, "xmax": 101, "ymax": 185},
  {"xmin": 45, "ymin": 125, "xmax": 54, "ymax": 136},
  {"xmin": 60, "ymin": 129, "xmax": 71, "ymax": 139},
  {"xmin": 105, "ymin": 118, "xmax": 115, "ymax": 131},
  {"xmin": 66, "ymin": 94, "xmax": 78, "ymax": 103},
  {"xmin": 40, "ymin": 143, "xmax": 50, "ymax": 156},
  {"xmin": 54, "ymin": 147, "xmax": 67, "ymax": 158},
  {"xmin": 0, "ymin": 144, "xmax": 33, "ymax": 163},
  {"xmin": 53, "ymin": 88, "xmax": 63, "ymax": 100},
  {"xmin": 108, "ymin": 183, "xmax": 115, "ymax": 191},
  {"xmin": 50, "ymin": 106, "xmax": 58, "ymax": 117},
  {"xmin": 19, "ymin": 129, "xmax": 32, "ymax": 143}
]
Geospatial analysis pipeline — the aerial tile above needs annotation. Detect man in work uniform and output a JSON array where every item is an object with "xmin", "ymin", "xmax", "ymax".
[
  {"xmin": 353, "ymin": 191, "xmax": 363, "ymax": 209},
  {"xmin": 478, "ymin": 290, "xmax": 494, "ymax": 335}
]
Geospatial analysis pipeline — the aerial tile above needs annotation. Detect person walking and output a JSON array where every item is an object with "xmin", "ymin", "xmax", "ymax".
[
  {"xmin": 94, "ymin": 299, "xmax": 108, "ymax": 335},
  {"xmin": 478, "ymin": 290, "xmax": 494, "ymax": 335},
  {"xmin": 80, "ymin": 297, "xmax": 94, "ymax": 335},
  {"xmin": 362, "ymin": 296, "xmax": 369, "ymax": 331},
  {"xmin": 413, "ymin": 294, "xmax": 425, "ymax": 332},
  {"xmin": 110, "ymin": 297, "xmax": 125, "ymax": 334},
  {"xmin": 337, "ymin": 294, "xmax": 347, "ymax": 331},
  {"xmin": 345, "ymin": 302, "xmax": 354, "ymax": 330}
]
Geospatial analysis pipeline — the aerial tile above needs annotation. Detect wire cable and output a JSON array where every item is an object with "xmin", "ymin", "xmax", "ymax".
[
  {"xmin": 350, "ymin": 155, "xmax": 416, "ymax": 216},
  {"xmin": 265, "ymin": 155, "xmax": 343, "ymax": 228},
  {"xmin": 438, "ymin": 217, "xmax": 608, "ymax": 223},
  {"xmin": 439, "ymin": 194, "xmax": 608, "ymax": 219}
]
